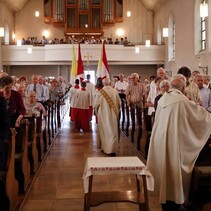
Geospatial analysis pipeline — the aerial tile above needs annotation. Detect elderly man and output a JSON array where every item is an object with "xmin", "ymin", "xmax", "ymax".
[
  {"xmin": 125, "ymin": 73, "xmax": 147, "ymax": 148},
  {"xmin": 146, "ymin": 75, "xmax": 211, "ymax": 211},
  {"xmin": 177, "ymin": 66, "xmax": 201, "ymax": 105},
  {"xmin": 115, "ymin": 73, "xmax": 128, "ymax": 129},
  {"xmin": 147, "ymin": 67, "xmax": 167, "ymax": 115},
  {"xmin": 195, "ymin": 74, "xmax": 211, "ymax": 112},
  {"xmin": 94, "ymin": 78, "xmax": 121, "ymax": 156},
  {"xmin": 38, "ymin": 75, "xmax": 49, "ymax": 102},
  {"xmin": 26, "ymin": 74, "xmax": 44, "ymax": 102}
]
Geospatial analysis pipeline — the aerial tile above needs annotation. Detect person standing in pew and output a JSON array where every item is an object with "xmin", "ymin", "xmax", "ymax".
[
  {"xmin": 0, "ymin": 96, "xmax": 11, "ymax": 171},
  {"xmin": 146, "ymin": 75, "xmax": 211, "ymax": 211},
  {"xmin": 125, "ymin": 73, "xmax": 147, "ymax": 143},
  {"xmin": 26, "ymin": 74, "xmax": 45, "ymax": 102},
  {"xmin": 0, "ymin": 96, "xmax": 10, "ymax": 211},
  {"xmin": 0, "ymin": 75, "xmax": 26, "ymax": 127}
]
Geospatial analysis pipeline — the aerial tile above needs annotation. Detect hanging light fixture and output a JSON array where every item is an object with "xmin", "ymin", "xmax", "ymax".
[
  {"xmin": 0, "ymin": 27, "xmax": 4, "ymax": 37},
  {"xmin": 163, "ymin": 28, "xmax": 169, "ymax": 37},
  {"xmin": 135, "ymin": 46, "xmax": 140, "ymax": 53},
  {"xmin": 200, "ymin": 1, "xmax": 208, "ymax": 18},
  {"xmin": 127, "ymin": 11, "xmax": 131, "ymax": 17},
  {"xmin": 145, "ymin": 40, "xmax": 151, "ymax": 47}
]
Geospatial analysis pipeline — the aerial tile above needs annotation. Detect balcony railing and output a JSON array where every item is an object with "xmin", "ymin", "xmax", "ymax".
[{"xmin": 2, "ymin": 44, "xmax": 165, "ymax": 66}]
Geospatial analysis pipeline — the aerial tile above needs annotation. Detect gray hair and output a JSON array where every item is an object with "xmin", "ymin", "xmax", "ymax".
[
  {"xmin": 131, "ymin": 73, "xmax": 139, "ymax": 78},
  {"xmin": 170, "ymin": 75, "xmax": 186, "ymax": 92},
  {"xmin": 159, "ymin": 80, "xmax": 170, "ymax": 89}
]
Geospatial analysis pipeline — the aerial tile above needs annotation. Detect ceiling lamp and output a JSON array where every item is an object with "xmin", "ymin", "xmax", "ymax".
[
  {"xmin": 145, "ymin": 40, "xmax": 150, "ymax": 47},
  {"xmin": 163, "ymin": 28, "xmax": 169, "ymax": 37},
  {"xmin": 200, "ymin": 1, "xmax": 208, "ymax": 18},
  {"xmin": 127, "ymin": 11, "xmax": 131, "ymax": 17}
]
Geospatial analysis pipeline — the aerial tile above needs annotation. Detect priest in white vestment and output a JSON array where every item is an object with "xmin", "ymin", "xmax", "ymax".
[
  {"xmin": 94, "ymin": 78, "xmax": 121, "ymax": 156},
  {"xmin": 146, "ymin": 75, "xmax": 211, "ymax": 210}
]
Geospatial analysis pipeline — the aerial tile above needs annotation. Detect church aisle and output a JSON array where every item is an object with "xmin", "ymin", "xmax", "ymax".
[{"xmin": 20, "ymin": 114, "xmax": 162, "ymax": 211}]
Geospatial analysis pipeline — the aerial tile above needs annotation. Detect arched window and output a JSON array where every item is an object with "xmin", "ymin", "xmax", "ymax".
[
  {"xmin": 194, "ymin": 0, "xmax": 207, "ymax": 54},
  {"xmin": 3, "ymin": 22, "xmax": 9, "ymax": 45},
  {"xmin": 157, "ymin": 23, "xmax": 162, "ymax": 45},
  {"xmin": 168, "ymin": 14, "xmax": 175, "ymax": 61}
]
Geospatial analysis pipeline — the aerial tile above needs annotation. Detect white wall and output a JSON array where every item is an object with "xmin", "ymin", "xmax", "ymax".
[
  {"xmin": 15, "ymin": 0, "xmax": 64, "ymax": 41},
  {"xmin": 8, "ymin": 64, "xmax": 157, "ymax": 83},
  {"xmin": 154, "ymin": 0, "xmax": 211, "ymax": 76},
  {"xmin": 103, "ymin": 0, "xmax": 154, "ymax": 44}
]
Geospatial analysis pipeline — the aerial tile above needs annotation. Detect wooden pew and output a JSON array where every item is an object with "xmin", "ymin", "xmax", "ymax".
[
  {"xmin": 0, "ymin": 128, "xmax": 18, "ymax": 211},
  {"xmin": 51, "ymin": 101, "xmax": 55, "ymax": 138},
  {"xmin": 188, "ymin": 137, "xmax": 211, "ymax": 209},
  {"xmin": 24, "ymin": 115, "xmax": 39, "ymax": 175},
  {"xmin": 14, "ymin": 120, "xmax": 31, "ymax": 194},
  {"xmin": 45, "ymin": 101, "xmax": 52, "ymax": 146},
  {"xmin": 36, "ymin": 111, "xmax": 45, "ymax": 162},
  {"xmin": 144, "ymin": 111, "xmax": 155, "ymax": 159}
]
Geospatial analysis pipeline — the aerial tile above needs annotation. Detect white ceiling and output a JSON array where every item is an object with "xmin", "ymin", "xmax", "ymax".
[{"xmin": 3, "ymin": 0, "xmax": 166, "ymax": 13}]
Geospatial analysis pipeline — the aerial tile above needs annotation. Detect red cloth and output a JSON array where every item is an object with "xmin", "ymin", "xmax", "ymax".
[
  {"xmin": 75, "ymin": 109, "xmax": 89, "ymax": 131},
  {"xmin": 70, "ymin": 107, "xmax": 78, "ymax": 121},
  {"xmin": 88, "ymin": 106, "xmax": 93, "ymax": 121}
]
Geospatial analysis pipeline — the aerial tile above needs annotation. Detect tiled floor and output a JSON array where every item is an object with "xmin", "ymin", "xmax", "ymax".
[{"xmin": 20, "ymin": 115, "xmax": 162, "ymax": 211}]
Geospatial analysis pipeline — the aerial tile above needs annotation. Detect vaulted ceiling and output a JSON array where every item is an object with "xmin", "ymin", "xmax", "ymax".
[
  {"xmin": 3, "ymin": 0, "xmax": 29, "ymax": 12},
  {"xmin": 139, "ymin": 0, "xmax": 166, "ymax": 11},
  {"xmin": 3, "ymin": 0, "xmax": 166, "ymax": 13}
]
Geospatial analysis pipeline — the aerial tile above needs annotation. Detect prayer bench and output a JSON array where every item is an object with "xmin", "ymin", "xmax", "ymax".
[
  {"xmin": 189, "ymin": 137, "xmax": 211, "ymax": 209},
  {"xmin": 189, "ymin": 166, "xmax": 211, "ymax": 209},
  {"xmin": 83, "ymin": 156, "xmax": 154, "ymax": 211}
]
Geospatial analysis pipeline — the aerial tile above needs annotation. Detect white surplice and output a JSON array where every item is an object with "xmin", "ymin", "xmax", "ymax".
[
  {"xmin": 94, "ymin": 86, "xmax": 121, "ymax": 154},
  {"xmin": 146, "ymin": 88, "xmax": 211, "ymax": 204}
]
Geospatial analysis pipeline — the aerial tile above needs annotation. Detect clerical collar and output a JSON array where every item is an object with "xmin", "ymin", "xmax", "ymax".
[
  {"xmin": 81, "ymin": 87, "xmax": 86, "ymax": 91},
  {"xmin": 74, "ymin": 85, "xmax": 79, "ymax": 89}
]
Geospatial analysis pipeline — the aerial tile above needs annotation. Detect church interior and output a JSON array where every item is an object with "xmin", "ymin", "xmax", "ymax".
[{"xmin": 0, "ymin": 0, "xmax": 211, "ymax": 210}]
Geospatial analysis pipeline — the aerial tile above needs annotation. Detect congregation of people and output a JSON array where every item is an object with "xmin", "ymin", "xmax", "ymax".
[
  {"xmin": 0, "ymin": 66, "xmax": 211, "ymax": 210},
  {"xmin": 0, "ymin": 73, "xmax": 70, "ymax": 168},
  {"xmin": 20, "ymin": 35, "xmax": 130, "ymax": 46}
]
